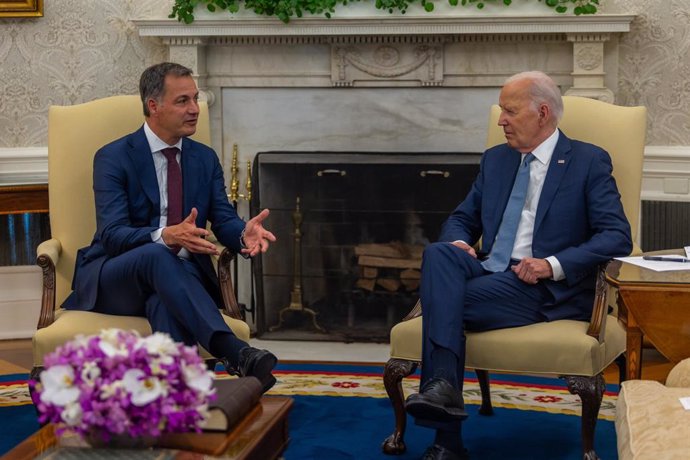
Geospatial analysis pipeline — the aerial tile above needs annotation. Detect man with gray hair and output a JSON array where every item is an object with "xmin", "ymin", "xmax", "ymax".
[
  {"xmin": 64, "ymin": 62, "xmax": 279, "ymax": 393},
  {"xmin": 405, "ymin": 71, "xmax": 631, "ymax": 459}
]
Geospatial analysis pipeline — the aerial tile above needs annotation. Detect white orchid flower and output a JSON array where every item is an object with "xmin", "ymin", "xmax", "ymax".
[
  {"xmin": 139, "ymin": 333, "xmax": 179, "ymax": 364},
  {"xmin": 80, "ymin": 361, "xmax": 101, "ymax": 385},
  {"xmin": 182, "ymin": 363, "xmax": 214, "ymax": 394},
  {"xmin": 98, "ymin": 329, "xmax": 131, "ymax": 358},
  {"xmin": 40, "ymin": 365, "xmax": 80, "ymax": 406},
  {"xmin": 122, "ymin": 369, "xmax": 163, "ymax": 406},
  {"xmin": 61, "ymin": 402, "xmax": 83, "ymax": 426}
]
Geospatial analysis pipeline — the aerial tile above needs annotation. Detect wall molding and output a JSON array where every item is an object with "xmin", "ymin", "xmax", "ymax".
[
  {"xmin": 0, "ymin": 147, "xmax": 48, "ymax": 186},
  {"xmin": 642, "ymin": 146, "xmax": 690, "ymax": 202}
]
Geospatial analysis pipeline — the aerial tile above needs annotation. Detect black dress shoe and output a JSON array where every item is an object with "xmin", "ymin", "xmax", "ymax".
[
  {"xmin": 225, "ymin": 347, "xmax": 278, "ymax": 393},
  {"xmin": 406, "ymin": 378, "xmax": 468, "ymax": 423},
  {"xmin": 422, "ymin": 444, "xmax": 469, "ymax": 460}
]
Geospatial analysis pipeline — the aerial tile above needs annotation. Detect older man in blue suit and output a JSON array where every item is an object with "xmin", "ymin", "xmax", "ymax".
[
  {"xmin": 405, "ymin": 71, "xmax": 632, "ymax": 460},
  {"xmin": 64, "ymin": 62, "xmax": 278, "ymax": 392}
]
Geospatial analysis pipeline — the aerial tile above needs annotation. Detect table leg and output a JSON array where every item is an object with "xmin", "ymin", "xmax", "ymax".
[{"xmin": 626, "ymin": 324, "xmax": 643, "ymax": 381}]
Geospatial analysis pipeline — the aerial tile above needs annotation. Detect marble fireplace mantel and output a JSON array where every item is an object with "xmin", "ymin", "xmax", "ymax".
[{"xmin": 134, "ymin": 14, "xmax": 635, "ymax": 104}]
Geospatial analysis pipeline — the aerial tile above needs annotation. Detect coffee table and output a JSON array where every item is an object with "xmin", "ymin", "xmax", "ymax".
[
  {"xmin": 1, "ymin": 396, "xmax": 292, "ymax": 460},
  {"xmin": 606, "ymin": 251, "xmax": 690, "ymax": 380}
]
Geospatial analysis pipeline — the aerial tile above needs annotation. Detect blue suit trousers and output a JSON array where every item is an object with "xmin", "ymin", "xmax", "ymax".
[{"xmin": 92, "ymin": 243, "xmax": 234, "ymax": 350}]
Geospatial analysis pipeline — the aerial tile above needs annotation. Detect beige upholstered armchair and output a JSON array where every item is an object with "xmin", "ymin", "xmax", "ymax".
[
  {"xmin": 32, "ymin": 95, "xmax": 249, "ymax": 383},
  {"xmin": 382, "ymin": 96, "xmax": 647, "ymax": 460}
]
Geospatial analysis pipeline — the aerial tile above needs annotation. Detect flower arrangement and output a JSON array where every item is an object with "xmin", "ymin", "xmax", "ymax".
[{"xmin": 30, "ymin": 329, "xmax": 216, "ymax": 442}]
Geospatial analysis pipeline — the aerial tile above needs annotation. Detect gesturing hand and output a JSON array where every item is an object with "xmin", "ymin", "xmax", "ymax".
[
  {"xmin": 511, "ymin": 257, "xmax": 553, "ymax": 284},
  {"xmin": 162, "ymin": 208, "xmax": 219, "ymax": 255},
  {"xmin": 241, "ymin": 208, "xmax": 277, "ymax": 257}
]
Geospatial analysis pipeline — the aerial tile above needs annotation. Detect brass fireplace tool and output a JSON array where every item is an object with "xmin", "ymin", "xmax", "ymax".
[
  {"xmin": 229, "ymin": 143, "xmax": 252, "ymax": 203},
  {"xmin": 227, "ymin": 144, "xmax": 253, "ymax": 319},
  {"xmin": 269, "ymin": 196, "xmax": 326, "ymax": 333}
]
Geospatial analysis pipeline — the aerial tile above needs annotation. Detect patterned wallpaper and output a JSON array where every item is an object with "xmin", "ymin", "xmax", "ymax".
[
  {"xmin": 0, "ymin": 0, "xmax": 167, "ymax": 148},
  {"xmin": 0, "ymin": 0, "xmax": 686, "ymax": 147}
]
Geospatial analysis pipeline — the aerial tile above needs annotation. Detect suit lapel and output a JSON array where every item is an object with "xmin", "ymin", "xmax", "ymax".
[
  {"xmin": 534, "ymin": 130, "xmax": 572, "ymax": 232},
  {"xmin": 126, "ymin": 127, "xmax": 160, "ymax": 215},
  {"xmin": 489, "ymin": 150, "xmax": 522, "ymax": 236}
]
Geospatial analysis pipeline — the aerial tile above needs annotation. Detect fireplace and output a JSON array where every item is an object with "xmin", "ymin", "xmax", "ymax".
[
  {"xmin": 251, "ymin": 152, "xmax": 480, "ymax": 341},
  {"xmin": 134, "ymin": 10, "xmax": 633, "ymax": 339}
]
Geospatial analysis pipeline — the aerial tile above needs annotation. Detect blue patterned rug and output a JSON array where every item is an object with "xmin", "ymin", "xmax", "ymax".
[{"xmin": 0, "ymin": 364, "xmax": 618, "ymax": 459}]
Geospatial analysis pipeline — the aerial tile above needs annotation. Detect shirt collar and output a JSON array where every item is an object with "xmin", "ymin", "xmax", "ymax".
[
  {"xmin": 143, "ymin": 122, "xmax": 183, "ymax": 154},
  {"xmin": 528, "ymin": 128, "xmax": 559, "ymax": 165}
]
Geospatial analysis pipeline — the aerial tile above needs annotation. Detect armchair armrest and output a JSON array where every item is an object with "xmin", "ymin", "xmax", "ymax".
[
  {"xmin": 216, "ymin": 247, "xmax": 243, "ymax": 320},
  {"xmin": 36, "ymin": 238, "xmax": 62, "ymax": 329},
  {"xmin": 586, "ymin": 262, "xmax": 610, "ymax": 342}
]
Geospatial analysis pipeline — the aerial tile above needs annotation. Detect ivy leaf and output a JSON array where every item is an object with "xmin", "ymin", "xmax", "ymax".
[{"xmin": 424, "ymin": 2, "xmax": 434, "ymax": 12}]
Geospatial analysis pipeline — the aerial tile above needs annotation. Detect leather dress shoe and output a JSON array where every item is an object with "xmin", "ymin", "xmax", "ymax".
[
  {"xmin": 422, "ymin": 444, "xmax": 469, "ymax": 460},
  {"xmin": 225, "ymin": 347, "xmax": 278, "ymax": 393},
  {"xmin": 406, "ymin": 378, "xmax": 468, "ymax": 423}
]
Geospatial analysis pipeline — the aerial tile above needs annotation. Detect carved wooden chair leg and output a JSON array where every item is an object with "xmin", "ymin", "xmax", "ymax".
[
  {"xmin": 563, "ymin": 374, "xmax": 605, "ymax": 460},
  {"xmin": 474, "ymin": 369, "xmax": 494, "ymax": 416},
  {"xmin": 615, "ymin": 354, "xmax": 627, "ymax": 383},
  {"xmin": 382, "ymin": 358, "xmax": 418, "ymax": 455}
]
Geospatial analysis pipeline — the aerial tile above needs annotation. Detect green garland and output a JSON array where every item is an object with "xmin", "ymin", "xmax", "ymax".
[{"xmin": 170, "ymin": 0, "xmax": 600, "ymax": 24}]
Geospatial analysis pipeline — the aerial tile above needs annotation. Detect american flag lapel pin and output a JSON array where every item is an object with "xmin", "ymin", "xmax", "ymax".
[{"xmin": 558, "ymin": 159, "xmax": 565, "ymax": 164}]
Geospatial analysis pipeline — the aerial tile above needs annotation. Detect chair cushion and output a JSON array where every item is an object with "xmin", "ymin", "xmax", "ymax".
[
  {"xmin": 32, "ymin": 309, "xmax": 250, "ymax": 367},
  {"xmin": 389, "ymin": 315, "xmax": 624, "ymax": 376},
  {"xmin": 616, "ymin": 380, "xmax": 690, "ymax": 460}
]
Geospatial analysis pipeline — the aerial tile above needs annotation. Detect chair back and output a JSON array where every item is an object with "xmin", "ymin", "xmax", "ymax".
[
  {"xmin": 47, "ymin": 95, "xmax": 211, "ymax": 306},
  {"xmin": 486, "ymin": 96, "xmax": 647, "ymax": 252}
]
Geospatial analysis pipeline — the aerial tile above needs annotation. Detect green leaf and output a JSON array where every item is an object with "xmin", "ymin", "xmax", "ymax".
[
  {"xmin": 449, "ymin": 0, "xmax": 458, "ymax": 6},
  {"xmin": 424, "ymin": 1, "xmax": 434, "ymax": 12}
]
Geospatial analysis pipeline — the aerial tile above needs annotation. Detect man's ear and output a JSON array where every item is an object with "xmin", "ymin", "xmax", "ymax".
[
  {"xmin": 538, "ymin": 103, "xmax": 551, "ymax": 125},
  {"xmin": 147, "ymin": 98, "xmax": 158, "ymax": 116}
]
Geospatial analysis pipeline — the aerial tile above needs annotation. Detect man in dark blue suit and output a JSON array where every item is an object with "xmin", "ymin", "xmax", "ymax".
[
  {"xmin": 405, "ymin": 71, "xmax": 632, "ymax": 459},
  {"xmin": 64, "ymin": 62, "xmax": 279, "ymax": 392}
]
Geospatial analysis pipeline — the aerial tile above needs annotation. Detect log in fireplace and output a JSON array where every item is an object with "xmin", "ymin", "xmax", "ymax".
[{"xmin": 251, "ymin": 152, "xmax": 480, "ymax": 342}]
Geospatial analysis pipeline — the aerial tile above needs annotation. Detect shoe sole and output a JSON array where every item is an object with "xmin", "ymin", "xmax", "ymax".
[
  {"xmin": 406, "ymin": 398, "xmax": 468, "ymax": 423},
  {"xmin": 253, "ymin": 352, "xmax": 278, "ymax": 393}
]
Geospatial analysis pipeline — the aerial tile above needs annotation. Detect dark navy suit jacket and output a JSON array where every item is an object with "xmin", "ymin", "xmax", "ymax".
[
  {"xmin": 64, "ymin": 126, "xmax": 245, "ymax": 310},
  {"xmin": 439, "ymin": 130, "xmax": 632, "ymax": 320}
]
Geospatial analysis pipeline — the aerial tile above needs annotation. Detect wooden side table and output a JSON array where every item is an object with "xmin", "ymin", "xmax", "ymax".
[
  {"xmin": 606, "ymin": 253, "xmax": 690, "ymax": 381},
  {"xmin": 1, "ymin": 396, "xmax": 293, "ymax": 460}
]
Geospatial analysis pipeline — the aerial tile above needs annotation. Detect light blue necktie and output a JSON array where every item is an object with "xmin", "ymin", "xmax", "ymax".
[{"xmin": 482, "ymin": 153, "xmax": 535, "ymax": 273}]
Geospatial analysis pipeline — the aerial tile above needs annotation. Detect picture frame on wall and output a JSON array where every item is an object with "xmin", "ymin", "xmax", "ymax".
[{"xmin": 0, "ymin": 0, "xmax": 43, "ymax": 18}]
